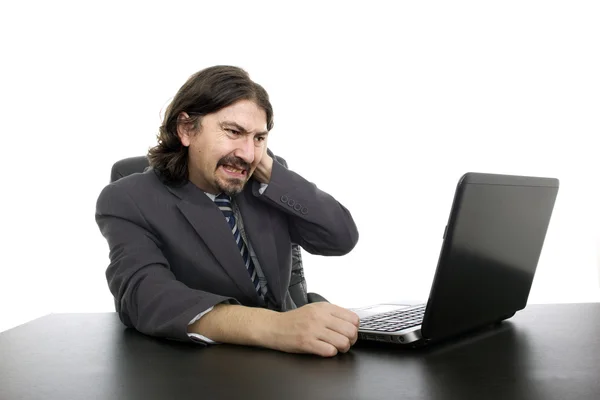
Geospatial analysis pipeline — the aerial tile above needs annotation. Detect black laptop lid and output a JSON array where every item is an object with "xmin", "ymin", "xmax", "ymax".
[{"xmin": 421, "ymin": 172, "xmax": 559, "ymax": 340}]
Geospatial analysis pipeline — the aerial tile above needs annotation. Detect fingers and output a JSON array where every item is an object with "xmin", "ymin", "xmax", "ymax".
[
  {"xmin": 317, "ymin": 328, "xmax": 354, "ymax": 354},
  {"xmin": 280, "ymin": 303, "xmax": 360, "ymax": 357},
  {"xmin": 309, "ymin": 340, "xmax": 339, "ymax": 358},
  {"xmin": 325, "ymin": 318, "xmax": 359, "ymax": 346},
  {"xmin": 328, "ymin": 305, "xmax": 360, "ymax": 328},
  {"xmin": 312, "ymin": 303, "xmax": 360, "ymax": 347}
]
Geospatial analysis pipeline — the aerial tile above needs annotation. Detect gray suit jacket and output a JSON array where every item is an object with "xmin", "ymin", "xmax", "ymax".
[{"xmin": 95, "ymin": 155, "xmax": 359, "ymax": 343}]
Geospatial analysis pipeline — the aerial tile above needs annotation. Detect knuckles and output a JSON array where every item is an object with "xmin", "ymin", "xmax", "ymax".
[{"xmin": 286, "ymin": 303, "xmax": 360, "ymax": 357}]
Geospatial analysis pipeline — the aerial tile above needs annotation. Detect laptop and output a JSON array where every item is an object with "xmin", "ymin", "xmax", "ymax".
[{"xmin": 353, "ymin": 172, "xmax": 559, "ymax": 347}]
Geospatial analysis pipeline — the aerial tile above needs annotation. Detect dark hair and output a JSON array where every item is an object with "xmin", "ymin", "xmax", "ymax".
[{"xmin": 147, "ymin": 65, "xmax": 274, "ymax": 186}]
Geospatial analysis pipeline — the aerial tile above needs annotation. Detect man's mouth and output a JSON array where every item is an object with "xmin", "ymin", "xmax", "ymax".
[{"xmin": 220, "ymin": 165, "xmax": 248, "ymax": 177}]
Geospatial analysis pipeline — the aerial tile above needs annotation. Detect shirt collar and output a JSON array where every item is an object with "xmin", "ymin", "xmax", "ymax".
[{"xmin": 204, "ymin": 192, "xmax": 217, "ymax": 201}]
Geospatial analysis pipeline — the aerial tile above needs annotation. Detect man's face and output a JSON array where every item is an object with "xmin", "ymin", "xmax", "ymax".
[{"xmin": 178, "ymin": 99, "xmax": 269, "ymax": 196}]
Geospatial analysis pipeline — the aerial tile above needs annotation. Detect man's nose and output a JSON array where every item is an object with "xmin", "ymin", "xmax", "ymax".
[{"xmin": 234, "ymin": 136, "xmax": 255, "ymax": 164}]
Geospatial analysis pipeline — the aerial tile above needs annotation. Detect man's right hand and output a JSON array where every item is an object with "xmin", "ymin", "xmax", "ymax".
[{"xmin": 265, "ymin": 302, "xmax": 360, "ymax": 357}]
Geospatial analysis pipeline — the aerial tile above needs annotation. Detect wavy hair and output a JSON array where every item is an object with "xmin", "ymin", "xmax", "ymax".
[{"xmin": 147, "ymin": 65, "xmax": 274, "ymax": 186}]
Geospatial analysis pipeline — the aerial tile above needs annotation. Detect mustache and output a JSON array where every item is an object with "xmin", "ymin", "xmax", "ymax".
[{"xmin": 217, "ymin": 155, "xmax": 250, "ymax": 172}]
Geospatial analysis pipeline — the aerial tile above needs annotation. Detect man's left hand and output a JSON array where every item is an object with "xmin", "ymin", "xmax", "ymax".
[{"xmin": 252, "ymin": 151, "xmax": 273, "ymax": 184}]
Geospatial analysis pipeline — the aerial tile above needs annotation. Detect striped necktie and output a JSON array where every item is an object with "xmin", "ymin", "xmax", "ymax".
[{"xmin": 214, "ymin": 193, "xmax": 262, "ymax": 295}]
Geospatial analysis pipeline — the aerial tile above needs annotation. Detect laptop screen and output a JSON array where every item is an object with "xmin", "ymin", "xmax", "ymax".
[{"xmin": 422, "ymin": 173, "xmax": 559, "ymax": 340}]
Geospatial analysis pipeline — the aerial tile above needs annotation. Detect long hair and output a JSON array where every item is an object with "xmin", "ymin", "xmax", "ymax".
[{"xmin": 147, "ymin": 65, "xmax": 274, "ymax": 186}]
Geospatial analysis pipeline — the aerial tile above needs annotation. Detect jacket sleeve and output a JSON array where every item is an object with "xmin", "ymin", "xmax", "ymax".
[
  {"xmin": 253, "ymin": 154, "xmax": 359, "ymax": 256},
  {"xmin": 95, "ymin": 182, "xmax": 238, "ymax": 343}
]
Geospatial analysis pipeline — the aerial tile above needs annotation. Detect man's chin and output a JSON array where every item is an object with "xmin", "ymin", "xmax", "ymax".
[{"xmin": 216, "ymin": 178, "xmax": 247, "ymax": 197}]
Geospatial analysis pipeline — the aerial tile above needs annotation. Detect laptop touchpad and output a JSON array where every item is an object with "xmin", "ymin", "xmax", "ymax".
[{"xmin": 352, "ymin": 304, "xmax": 413, "ymax": 319}]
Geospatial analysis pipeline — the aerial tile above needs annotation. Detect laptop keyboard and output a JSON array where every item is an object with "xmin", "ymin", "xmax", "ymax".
[{"xmin": 359, "ymin": 305, "xmax": 426, "ymax": 332}]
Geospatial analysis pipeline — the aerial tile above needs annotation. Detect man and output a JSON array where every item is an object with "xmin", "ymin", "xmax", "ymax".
[{"xmin": 95, "ymin": 65, "xmax": 360, "ymax": 357}]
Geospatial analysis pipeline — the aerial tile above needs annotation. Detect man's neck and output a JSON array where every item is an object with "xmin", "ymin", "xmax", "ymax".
[{"xmin": 187, "ymin": 172, "xmax": 219, "ymax": 196}]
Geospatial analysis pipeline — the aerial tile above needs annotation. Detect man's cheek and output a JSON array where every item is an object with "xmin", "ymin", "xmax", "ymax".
[{"xmin": 255, "ymin": 150, "xmax": 264, "ymax": 165}]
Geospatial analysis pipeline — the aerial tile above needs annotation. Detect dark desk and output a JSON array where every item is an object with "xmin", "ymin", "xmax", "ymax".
[{"xmin": 1, "ymin": 303, "xmax": 599, "ymax": 400}]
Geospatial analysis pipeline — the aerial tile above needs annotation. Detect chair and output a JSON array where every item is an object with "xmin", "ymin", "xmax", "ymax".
[{"xmin": 110, "ymin": 156, "xmax": 327, "ymax": 307}]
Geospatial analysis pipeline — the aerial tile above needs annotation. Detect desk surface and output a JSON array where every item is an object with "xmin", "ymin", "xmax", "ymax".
[{"xmin": 1, "ymin": 303, "xmax": 599, "ymax": 400}]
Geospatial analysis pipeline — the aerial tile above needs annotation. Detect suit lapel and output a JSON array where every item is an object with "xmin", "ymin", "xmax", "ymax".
[
  {"xmin": 236, "ymin": 189, "xmax": 283, "ymax": 307},
  {"xmin": 167, "ymin": 183, "xmax": 260, "ymax": 304}
]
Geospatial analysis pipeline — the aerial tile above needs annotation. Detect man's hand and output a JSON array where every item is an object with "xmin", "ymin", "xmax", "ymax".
[
  {"xmin": 266, "ymin": 302, "xmax": 360, "ymax": 357},
  {"xmin": 252, "ymin": 151, "xmax": 273, "ymax": 184}
]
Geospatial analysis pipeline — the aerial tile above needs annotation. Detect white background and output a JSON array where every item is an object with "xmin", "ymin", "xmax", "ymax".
[{"xmin": 1, "ymin": 0, "xmax": 599, "ymax": 333}]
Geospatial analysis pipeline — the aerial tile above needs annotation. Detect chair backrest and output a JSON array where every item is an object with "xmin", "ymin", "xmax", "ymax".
[
  {"xmin": 109, "ymin": 156, "xmax": 311, "ymax": 307},
  {"xmin": 110, "ymin": 156, "xmax": 150, "ymax": 183}
]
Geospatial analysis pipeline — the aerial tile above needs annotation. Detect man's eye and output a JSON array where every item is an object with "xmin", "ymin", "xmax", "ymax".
[
  {"xmin": 226, "ymin": 129, "xmax": 240, "ymax": 135},
  {"xmin": 255, "ymin": 136, "xmax": 266, "ymax": 142}
]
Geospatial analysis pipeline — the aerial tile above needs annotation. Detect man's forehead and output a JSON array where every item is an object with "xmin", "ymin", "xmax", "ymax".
[
  {"xmin": 219, "ymin": 119, "xmax": 269, "ymax": 135},
  {"xmin": 216, "ymin": 110, "xmax": 267, "ymax": 133}
]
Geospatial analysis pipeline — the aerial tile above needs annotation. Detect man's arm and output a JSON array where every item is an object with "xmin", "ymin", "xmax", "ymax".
[
  {"xmin": 188, "ymin": 301, "xmax": 360, "ymax": 357},
  {"xmin": 95, "ymin": 182, "xmax": 238, "ymax": 343},
  {"xmin": 252, "ymin": 152, "xmax": 359, "ymax": 256}
]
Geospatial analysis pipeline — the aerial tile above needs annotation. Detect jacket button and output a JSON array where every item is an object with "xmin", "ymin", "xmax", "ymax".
[
  {"xmin": 287, "ymin": 199, "xmax": 296, "ymax": 207},
  {"xmin": 281, "ymin": 195, "xmax": 288, "ymax": 203},
  {"xmin": 301, "ymin": 207, "xmax": 308, "ymax": 215},
  {"xmin": 294, "ymin": 203, "xmax": 302, "ymax": 211}
]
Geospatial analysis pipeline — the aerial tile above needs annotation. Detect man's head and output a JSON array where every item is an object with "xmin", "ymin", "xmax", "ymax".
[{"xmin": 148, "ymin": 65, "xmax": 274, "ymax": 195}]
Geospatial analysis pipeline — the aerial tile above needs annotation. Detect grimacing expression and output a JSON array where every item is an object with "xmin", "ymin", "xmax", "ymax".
[{"xmin": 178, "ymin": 99, "xmax": 269, "ymax": 196}]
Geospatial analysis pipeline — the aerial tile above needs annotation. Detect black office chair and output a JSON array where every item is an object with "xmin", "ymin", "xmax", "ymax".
[{"xmin": 110, "ymin": 156, "xmax": 327, "ymax": 307}]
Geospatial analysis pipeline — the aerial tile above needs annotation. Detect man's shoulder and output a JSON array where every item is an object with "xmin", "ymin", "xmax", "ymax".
[
  {"xmin": 97, "ymin": 168, "xmax": 166, "ymax": 206},
  {"xmin": 108, "ymin": 168, "xmax": 162, "ymax": 191}
]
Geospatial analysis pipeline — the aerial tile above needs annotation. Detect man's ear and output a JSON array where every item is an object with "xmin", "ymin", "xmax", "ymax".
[{"xmin": 176, "ymin": 112, "xmax": 192, "ymax": 146}]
